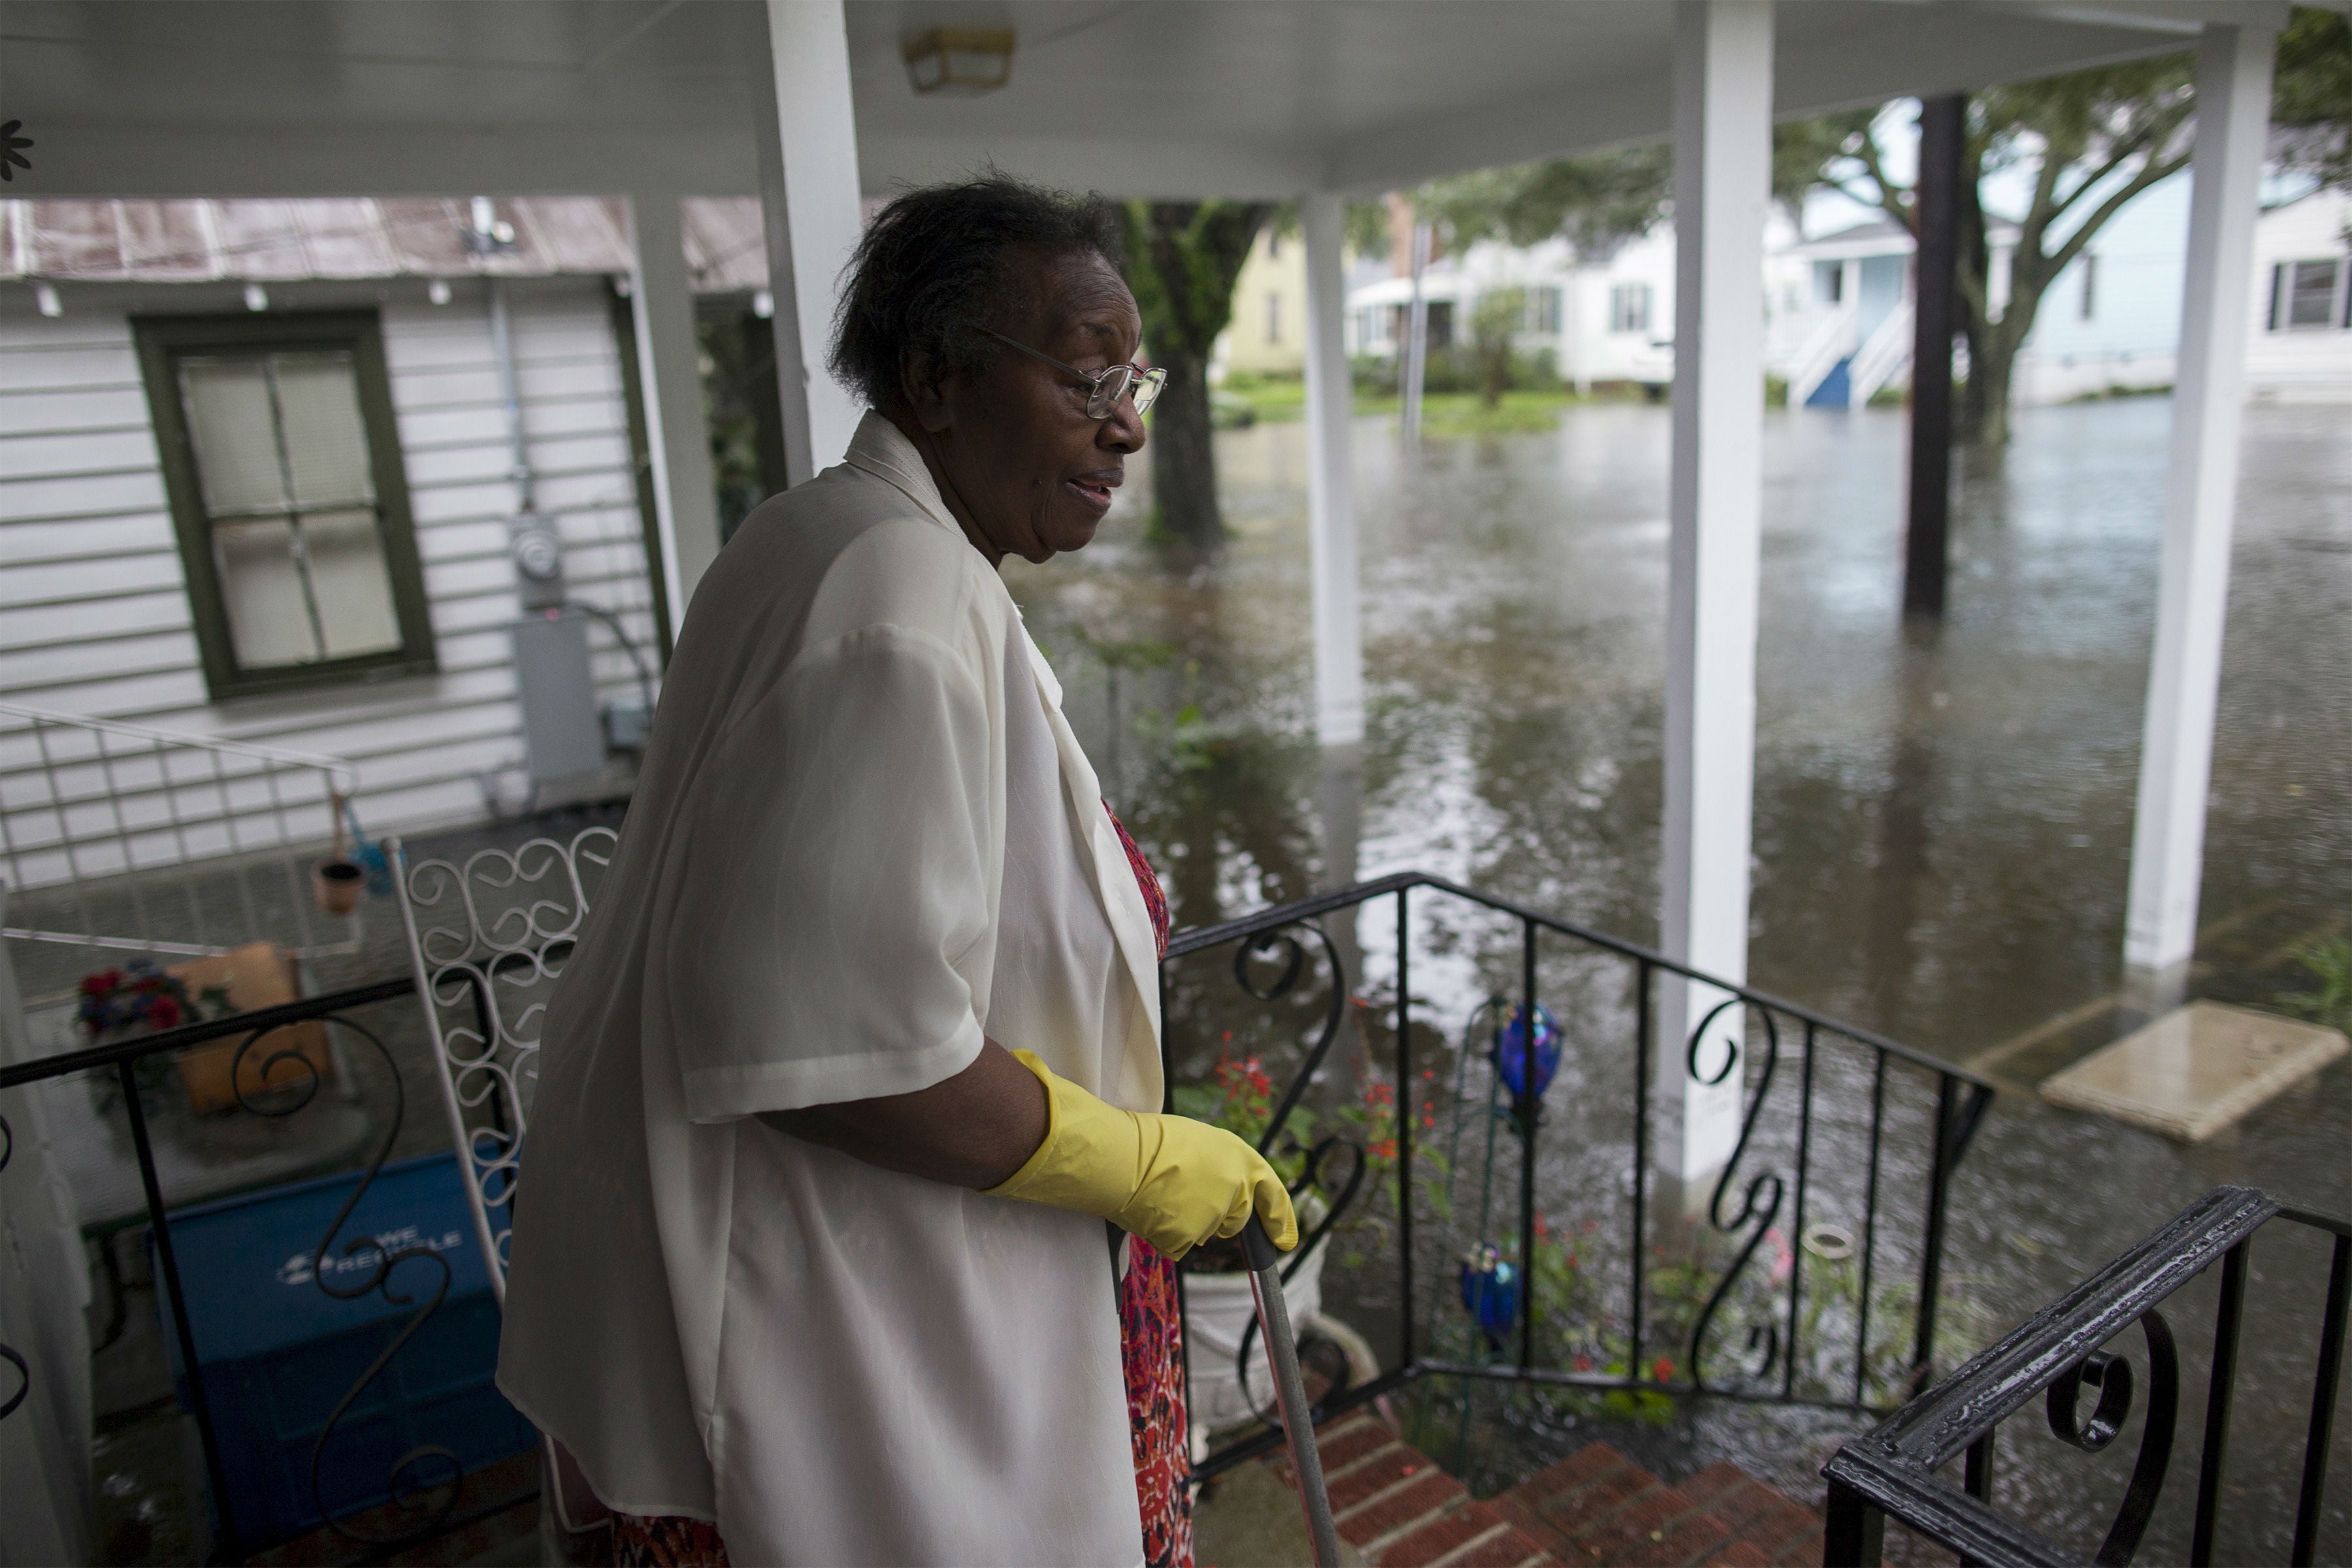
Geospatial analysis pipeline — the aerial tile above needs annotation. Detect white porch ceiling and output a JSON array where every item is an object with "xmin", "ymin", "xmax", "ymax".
[{"xmin": 0, "ymin": 0, "xmax": 2287, "ymax": 201}]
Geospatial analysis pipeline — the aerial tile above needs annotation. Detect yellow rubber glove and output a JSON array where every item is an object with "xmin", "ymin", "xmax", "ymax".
[{"xmin": 985, "ymin": 1050, "xmax": 1298, "ymax": 1261}]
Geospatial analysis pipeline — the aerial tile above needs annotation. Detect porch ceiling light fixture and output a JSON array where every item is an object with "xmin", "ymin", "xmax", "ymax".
[{"xmin": 901, "ymin": 28, "xmax": 1015, "ymax": 96}]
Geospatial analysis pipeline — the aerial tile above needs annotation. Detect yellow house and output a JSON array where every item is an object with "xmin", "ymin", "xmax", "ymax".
[{"xmin": 1217, "ymin": 223, "xmax": 1311, "ymax": 378}]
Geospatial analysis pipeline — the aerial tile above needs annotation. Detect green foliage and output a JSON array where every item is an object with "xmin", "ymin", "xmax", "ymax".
[
  {"xmin": 1135, "ymin": 657, "xmax": 1217, "ymax": 774},
  {"xmin": 1354, "ymin": 345, "xmax": 1558, "ymax": 400},
  {"xmin": 697, "ymin": 314, "xmax": 775, "ymax": 542},
  {"xmin": 1781, "ymin": 56, "xmax": 2215, "ymax": 442},
  {"xmin": 2279, "ymin": 935, "xmax": 2352, "ymax": 1035},
  {"xmin": 1418, "ymin": 147, "xmax": 1672, "ymax": 259},
  {"xmin": 1064, "ymin": 623, "xmax": 1176, "ymax": 677},
  {"xmin": 1265, "ymin": 199, "xmax": 1401, "ymax": 263},
  {"xmin": 1469, "ymin": 287, "xmax": 1526, "ymax": 408},
  {"xmin": 1121, "ymin": 201, "xmax": 1277, "ymax": 545},
  {"xmin": 1772, "ymin": 109, "xmax": 1882, "ymax": 218},
  {"xmin": 2276, "ymin": 7, "xmax": 2352, "ymax": 194}
]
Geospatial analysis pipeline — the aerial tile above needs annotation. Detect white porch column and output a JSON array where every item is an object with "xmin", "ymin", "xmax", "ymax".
[
  {"xmin": 626, "ymin": 191, "xmax": 723, "ymax": 645},
  {"xmin": 756, "ymin": 0, "xmax": 866, "ymax": 485},
  {"xmin": 1659, "ymin": 0, "xmax": 1773, "ymax": 1192},
  {"xmin": 1303, "ymin": 191, "xmax": 1365, "ymax": 747},
  {"xmin": 2124, "ymin": 21, "xmax": 2278, "ymax": 977}
]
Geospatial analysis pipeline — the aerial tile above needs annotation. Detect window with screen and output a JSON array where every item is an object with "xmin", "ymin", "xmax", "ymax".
[
  {"xmin": 136, "ymin": 312, "xmax": 433, "ymax": 699},
  {"xmin": 1609, "ymin": 282, "xmax": 1652, "ymax": 335},
  {"xmin": 2271, "ymin": 259, "xmax": 2346, "ymax": 330}
]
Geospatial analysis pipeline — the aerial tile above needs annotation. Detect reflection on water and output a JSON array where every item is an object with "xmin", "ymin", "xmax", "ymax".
[{"xmin": 1007, "ymin": 397, "xmax": 2351, "ymax": 1546}]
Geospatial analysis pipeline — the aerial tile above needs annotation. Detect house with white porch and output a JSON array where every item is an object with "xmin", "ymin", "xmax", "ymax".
[
  {"xmin": 3, "ymin": 5, "xmax": 2324, "ymax": 1556},
  {"xmin": 1774, "ymin": 175, "xmax": 2352, "ymax": 408},
  {"xmin": 1345, "ymin": 225, "xmax": 1691, "ymax": 393},
  {"xmin": 1345, "ymin": 172, "xmax": 2352, "ymax": 409},
  {"xmin": 0, "ymin": 0, "xmax": 2291, "ymax": 1182}
]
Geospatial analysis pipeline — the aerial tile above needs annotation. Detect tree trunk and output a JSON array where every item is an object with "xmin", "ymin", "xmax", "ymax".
[
  {"xmin": 1120, "ymin": 201, "xmax": 1275, "ymax": 552},
  {"xmin": 1150, "ymin": 340, "xmax": 1220, "ymax": 549},
  {"xmin": 1958, "ymin": 319, "xmax": 1989, "ymax": 442},
  {"xmin": 1971, "ymin": 325, "xmax": 2019, "ymax": 447}
]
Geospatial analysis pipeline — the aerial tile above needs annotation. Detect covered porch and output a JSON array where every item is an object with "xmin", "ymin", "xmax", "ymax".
[{"xmin": 5, "ymin": 3, "xmax": 2336, "ymax": 1565}]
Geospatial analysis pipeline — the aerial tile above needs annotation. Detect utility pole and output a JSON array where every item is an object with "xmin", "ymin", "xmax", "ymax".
[
  {"xmin": 1402, "ymin": 219, "xmax": 1433, "ymax": 453},
  {"xmin": 1904, "ymin": 94, "xmax": 1964, "ymax": 617}
]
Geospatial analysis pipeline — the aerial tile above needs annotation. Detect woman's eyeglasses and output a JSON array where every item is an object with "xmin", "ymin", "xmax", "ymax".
[{"xmin": 976, "ymin": 326, "xmax": 1166, "ymax": 419}]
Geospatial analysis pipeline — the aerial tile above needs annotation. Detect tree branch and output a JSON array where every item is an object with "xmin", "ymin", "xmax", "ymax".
[
  {"xmin": 1854, "ymin": 132, "xmax": 1916, "ymax": 236},
  {"xmin": 2048, "ymin": 147, "xmax": 2191, "ymax": 279}
]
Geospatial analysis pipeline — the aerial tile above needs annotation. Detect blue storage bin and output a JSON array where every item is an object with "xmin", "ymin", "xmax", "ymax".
[{"xmin": 152, "ymin": 1151, "xmax": 537, "ymax": 1550}]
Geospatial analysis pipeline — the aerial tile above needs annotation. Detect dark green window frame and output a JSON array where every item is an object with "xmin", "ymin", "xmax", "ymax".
[{"xmin": 134, "ymin": 310, "xmax": 437, "ymax": 700}]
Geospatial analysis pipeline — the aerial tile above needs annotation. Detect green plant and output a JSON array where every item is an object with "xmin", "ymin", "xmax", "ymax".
[
  {"xmin": 1469, "ymin": 287, "xmax": 1526, "ymax": 408},
  {"xmin": 2281, "ymin": 934, "xmax": 2352, "ymax": 1034},
  {"xmin": 1135, "ymin": 659, "xmax": 1218, "ymax": 774}
]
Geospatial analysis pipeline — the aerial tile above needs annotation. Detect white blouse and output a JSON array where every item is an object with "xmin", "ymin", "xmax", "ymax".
[{"xmin": 497, "ymin": 414, "xmax": 1164, "ymax": 1566}]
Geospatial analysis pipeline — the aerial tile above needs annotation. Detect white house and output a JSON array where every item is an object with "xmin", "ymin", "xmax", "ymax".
[
  {"xmin": 1, "ymin": 196, "xmax": 775, "ymax": 865},
  {"xmin": 1354, "ymin": 171, "xmax": 2352, "ymax": 408},
  {"xmin": 1346, "ymin": 227, "xmax": 1691, "ymax": 393},
  {"xmin": 2246, "ymin": 182, "xmax": 2352, "ymax": 399}
]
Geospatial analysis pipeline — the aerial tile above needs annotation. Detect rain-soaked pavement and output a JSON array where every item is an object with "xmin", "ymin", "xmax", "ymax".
[{"xmin": 1006, "ymin": 395, "xmax": 2350, "ymax": 1560}]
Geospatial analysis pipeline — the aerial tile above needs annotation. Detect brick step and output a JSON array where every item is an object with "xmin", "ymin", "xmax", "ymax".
[
  {"xmin": 1260, "ymin": 1418, "xmax": 1821, "ymax": 1568},
  {"xmin": 1495, "ymin": 1443, "xmax": 1824, "ymax": 1568},
  {"xmin": 1266, "ymin": 1410, "xmax": 1566, "ymax": 1567}
]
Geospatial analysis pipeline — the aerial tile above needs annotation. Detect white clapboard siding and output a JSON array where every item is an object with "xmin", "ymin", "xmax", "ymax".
[{"xmin": 0, "ymin": 277, "xmax": 664, "ymax": 883}]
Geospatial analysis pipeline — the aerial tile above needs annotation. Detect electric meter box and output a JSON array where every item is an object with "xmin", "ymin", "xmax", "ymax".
[
  {"xmin": 151, "ymin": 1152, "xmax": 534, "ymax": 1550},
  {"xmin": 512, "ymin": 606, "xmax": 604, "ymax": 784}
]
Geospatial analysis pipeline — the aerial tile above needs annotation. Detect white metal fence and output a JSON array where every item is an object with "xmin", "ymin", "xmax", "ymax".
[{"xmin": 0, "ymin": 702, "xmax": 362, "ymax": 959}]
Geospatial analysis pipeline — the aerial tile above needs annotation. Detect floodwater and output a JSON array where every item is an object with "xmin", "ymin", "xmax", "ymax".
[
  {"xmin": 19, "ymin": 396, "xmax": 2345, "ymax": 1562},
  {"xmin": 1006, "ymin": 397, "xmax": 2351, "ymax": 1558}
]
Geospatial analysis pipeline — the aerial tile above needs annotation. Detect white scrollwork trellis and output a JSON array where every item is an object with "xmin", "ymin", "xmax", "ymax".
[{"xmin": 388, "ymin": 826, "xmax": 615, "ymax": 1299}]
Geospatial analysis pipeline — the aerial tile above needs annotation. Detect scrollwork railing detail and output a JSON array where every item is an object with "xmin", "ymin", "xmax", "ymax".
[
  {"xmin": 1686, "ymin": 995, "xmax": 1787, "ymax": 1392},
  {"xmin": 2045, "ymin": 1310, "xmax": 2180, "ymax": 1567},
  {"xmin": 0, "ymin": 1109, "xmax": 24, "ymax": 1424},
  {"xmin": 393, "ymin": 826, "xmax": 614, "ymax": 1281},
  {"xmin": 229, "ymin": 1013, "xmax": 465, "ymax": 1544}
]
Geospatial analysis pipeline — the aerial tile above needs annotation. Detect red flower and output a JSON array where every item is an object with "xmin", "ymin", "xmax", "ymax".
[
  {"xmin": 148, "ymin": 996, "xmax": 183, "ymax": 1030},
  {"xmin": 82, "ymin": 969, "xmax": 123, "ymax": 996},
  {"xmin": 1652, "ymin": 1357, "xmax": 1675, "ymax": 1382},
  {"xmin": 1573, "ymin": 1355, "xmax": 1595, "ymax": 1373}
]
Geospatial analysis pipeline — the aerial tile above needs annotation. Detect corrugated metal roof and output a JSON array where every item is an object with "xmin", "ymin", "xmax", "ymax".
[{"xmin": 2, "ymin": 196, "xmax": 769, "ymax": 291}]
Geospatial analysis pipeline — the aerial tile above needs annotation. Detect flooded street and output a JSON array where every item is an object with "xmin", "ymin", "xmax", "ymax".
[
  {"xmin": 1012, "ymin": 396, "xmax": 2347, "ymax": 1074},
  {"xmin": 21, "ymin": 396, "xmax": 2344, "ymax": 1563},
  {"xmin": 1008, "ymin": 395, "xmax": 2351, "ymax": 1553}
]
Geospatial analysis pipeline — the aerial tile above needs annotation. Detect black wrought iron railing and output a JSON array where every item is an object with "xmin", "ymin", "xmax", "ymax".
[
  {"xmin": 1158, "ymin": 872, "xmax": 1999, "ymax": 1483},
  {"xmin": 0, "ymin": 973, "xmax": 544, "ymax": 1564},
  {"xmin": 1821, "ymin": 1184, "xmax": 2351, "ymax": 1568},
  {"xmin": 3, "ymin": 868, "xmax": 2006, "ymax": 1561}
]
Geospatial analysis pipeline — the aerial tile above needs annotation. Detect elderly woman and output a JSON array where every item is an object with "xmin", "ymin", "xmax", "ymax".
[{"xmin": 497, "ymin": 178, "xmax": 1296, "ymax": 1568}]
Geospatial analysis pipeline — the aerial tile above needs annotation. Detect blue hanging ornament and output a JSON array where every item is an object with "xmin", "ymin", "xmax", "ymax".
[
  {"xmin": 1458, "ymin": 1243, "xmax": 1519, "ymax": 1353},
  {"xmin": 1492, "ymin": 1002, "xmax": 1561, "ymax": 1106}
]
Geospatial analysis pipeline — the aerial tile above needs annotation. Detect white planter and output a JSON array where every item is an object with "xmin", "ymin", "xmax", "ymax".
[{"xmin": 1181, "ymin": 1237, "xmax": 1328, "ymax": 1434}]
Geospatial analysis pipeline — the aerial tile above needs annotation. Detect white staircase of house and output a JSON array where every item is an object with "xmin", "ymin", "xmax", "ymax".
[
  {"xmin": 1849, "ymin": 300, "xmax": 1916, "ymax": 405},
  {"xmin": 1787, "ymin": 300, "xmax": 1858, "ymax": 408}
]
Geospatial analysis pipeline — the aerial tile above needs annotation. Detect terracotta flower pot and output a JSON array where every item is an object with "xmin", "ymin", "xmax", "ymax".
[{"xmin": 313, "ymin": 858, "xmax": 365, "ymax": 915}]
